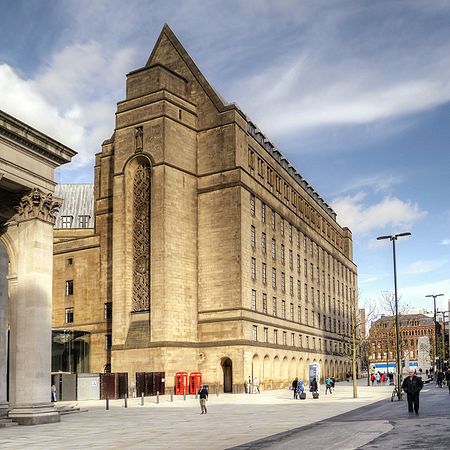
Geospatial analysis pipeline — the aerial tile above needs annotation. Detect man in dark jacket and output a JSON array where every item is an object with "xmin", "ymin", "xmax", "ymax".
[
  {"xmin": 445, "ymin": 368, "xmax": 450, "ymax": 394},
  {"xmin": 401, "ymin": 369, "xmax": 423, "ymax": 415},
  {"xmin": 198, "ymin": 384, "xmax": 208, "ymax": 414}
]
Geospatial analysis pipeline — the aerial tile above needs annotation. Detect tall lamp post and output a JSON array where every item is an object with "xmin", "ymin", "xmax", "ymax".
[
  {"xmin": 425, "ymin": 294, "xmax": 444, "ymax": 371},
  {"xmin": 377, "ymin": 232, "xmax": 411, "ymax": 400}
]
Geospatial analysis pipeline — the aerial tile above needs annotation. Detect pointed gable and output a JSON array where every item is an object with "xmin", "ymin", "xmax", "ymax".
[{"xmin": 142, "ymin": 24, "xmax": 232, "ymax": 114}]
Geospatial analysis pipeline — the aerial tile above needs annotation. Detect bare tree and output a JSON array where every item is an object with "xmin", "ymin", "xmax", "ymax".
[{"xmin": 339, "ymin": 293, "xmax": 377, "ymax": 398}]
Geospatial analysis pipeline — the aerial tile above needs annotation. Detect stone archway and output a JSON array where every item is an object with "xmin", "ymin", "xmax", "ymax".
[
  {"xmin": 0, "ymin": 110, "xmax": 75, "ymax": 424},
  {"xmin": 221, "ymin": 358, "xmax": 233, "ymax": 393}
]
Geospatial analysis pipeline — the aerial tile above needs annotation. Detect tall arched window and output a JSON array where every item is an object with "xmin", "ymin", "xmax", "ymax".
[{"xmin": 132, "ymin": 163, "xmax": 151, "ymax": 312}]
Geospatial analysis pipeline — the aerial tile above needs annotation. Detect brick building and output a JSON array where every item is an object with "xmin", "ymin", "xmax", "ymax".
[
  {"xmin": 51, "ymin": 25, "xmax": 358, "ymax": 392},
  {"xmin": 368, "ymin": 313, "xmax": 435, "ymax": 373}
]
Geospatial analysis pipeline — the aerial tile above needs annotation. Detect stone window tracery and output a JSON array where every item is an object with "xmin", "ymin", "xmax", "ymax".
[{"xmin": 132, "ymin": 163, "xmax": 151, "ymax": 312}]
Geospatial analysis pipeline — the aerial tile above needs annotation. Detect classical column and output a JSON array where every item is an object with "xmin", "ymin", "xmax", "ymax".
[
  {"xmin": 0, "ymin": 243, "xmax": 8, "ymax": 418},
  {"xmin": 8, "ymin": 188, "xmax": 60, "ymax": 425}
]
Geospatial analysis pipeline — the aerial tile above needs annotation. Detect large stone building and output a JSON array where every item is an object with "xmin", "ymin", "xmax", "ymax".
[{"xmin": 52, "ymin": 25, "xmax": 358, "ymax": 393}]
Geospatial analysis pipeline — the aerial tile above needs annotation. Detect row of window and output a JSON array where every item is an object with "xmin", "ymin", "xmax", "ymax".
[
  {"xmin": 251, "ymin": 325, "xmax": 348, "ymax": 353},
  {"xmin": 60, "ymin": 215, "xmax": 91, "ymax": 228},
  {"xmin": 250, "ymin": 289, "xmax": 350, "ymax": 334},
  {"xmin": 64, "ymin": 303, "xmax": 112, "ymax": 324},
  {"xmin": 248, "ymin": 150, "xmax": 344, "ymax": 251},
  {"xmin": 371, "ymin": 349, "xmax": 418, "ymax": 360},
  {"xmin": 249, "ymin": 194, "xmax": 356, "ymax": 287}
]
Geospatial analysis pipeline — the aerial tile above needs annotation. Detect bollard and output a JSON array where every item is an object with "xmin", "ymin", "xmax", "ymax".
[
  {"xmin": 141, "ymin": 392, "xmax": 144, "ymax": 406},
  {"xmin": 170, "ymin": 391, "xmax": 173, "ymax": 402},
  {"xmin": 106, "ymin": 396, "xmax": 109, "ymax": 410},
  {"xmin": 183, "ymin": 390, "xmax": 186, "ymax": 401},
  {"xmin": 124, "ymin": 394, "xmax": 127, "ymax": 408},
  {"xmin": 216, "ymin": 385, "xmax": 219, "ymax": 397},
  {"xmin": 156, "ymin": 391, "xmax": 159, "ymax": 404}
]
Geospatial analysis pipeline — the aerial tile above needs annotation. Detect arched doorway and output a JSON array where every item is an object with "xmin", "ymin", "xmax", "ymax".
[{"xmin": 221, "ymin": 358, "xmax": 233, "ymax": 393}]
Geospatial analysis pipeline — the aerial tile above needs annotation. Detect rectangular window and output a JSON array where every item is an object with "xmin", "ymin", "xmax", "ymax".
[
  {"xmin": 262, "ymin": 233, "xmax": 266, "ymax": 254},
  {"xmin": 67, "ymin": 257, "xmax": 73, "ymax": 266},
  {"xmin": 262, "ymin": 263, "xmax": 267, "ymax": 284},
  {"xmin": 251, "ymin": 225, "xmax": 256, "ymax": 248},
  {"xmin": 272, "ymin": 297, "xmax": 277, "ymax": 316},
  {"xmin": 272, "ymin": 268, "xmax": 276, "ymax": 288},
  {"xmin": 250, "ymin": 194, "xmax": 255, "ymax": 216},
  {"xmin": 304, "ymin": 284, "xmax": 308, "ymax": 302},
  {"xmin": 297, "ymin": 229, "xmax": 300, "ymax": 248},
  {"xmin": 289, "ymin": 223, "xmax": 292, "ymax": 242},
  {"xmin": 312, "ymin": 337, "xmax": 316, "ymax": 349},
  {"xmin": 104, "ymin": 302, "xmax": 112, "ymax": 320},
  {"xmin": 280, "ymin": 219, "xmax": 284, "ymax": 236},
  {"xmin": 306, "ymin": 336, "xmax": 309, "ymax": 348},
  {"xmin": 274, "ymin": 329, "xmax": 278, "ymax": 344},
  {"xmin": 305, "ymin": 308, "xmax": 309, "ymax": 325},
  {"xmin": 281, "ymin": 300, "xmax": 286, "ymax": 319},
  {"xmin": 298, "ymin": 305, "xmax": 301, "ymax": 323},
  {"xmin": 290, "ymin": 303, "xmax": 294, "ymax": 321},
  {"xmin": 61, "ymin": 216, "xmax": 73, "ymax": 228},
  {"xmin": 291, "ymin": 333, "xmax": 295, "ymax": 346},
  {"xmin": 289, "ymin": 276, "xmax": 294, "ymax": 296},
  {"xmin": 262, "ymin": 293, "xmax": 267, "ymax": 314},
  {"xmin": 65, "ymin": 307, "xmax": 74, "ymax": 324},
  {"xmin": 264, "ymin": 327, "xmax": 268, "ymax": 343},
  {"xmin": 283, "ymin": 331, "xmax": 287, "ymax": 346},
  {"xmin": 281, "ymin": 244, "xmax": 285, "ymax": 264},
  {"xmin": 271, "ymin": 209, "xmax": 276, "ymax": 230},
  {"xmin": 281, "ymin": 272, "xmax": 285, "ymax": 292},
  {"xmin": 262, "ymin": 203, "xmax": 266, "ymax": 223},
  {"xmin": 105, "ymin": 334, "xmax": 112, "ymax": 350},
  {"xmin": 78, "ymin": 215, "xmax": 90, "ymax": 228},
  {"xmin": 251, "ymin": 289, "xmax": 257, "ymax": 311},
  {"xmin": 66, "ymin": 280, "xmax": 74, "ymax": 296},
  {"xmin": 299, "ymin": 334, "xmax": 302, "ymax": 347},
  {"xmin": 297, "ymin": 280, "xmax": 301, "ymax": 299},
  {"xmin": 289, "ymin": 250, "xmax": 293, "ymax": 269},
  {"xmin": 304, "ymin": 260, "xmax": 308, "ymax": 277},
  {"xmin": 271, "ymin": 239, "xmax": 276, "ymax": 259},
  {"xmin": 251, "ymin": 258, "xmax": 256, "ymax": 280},
  {"xmin": 252, "ymin": 325, "xmax": 258, "ymax": 341}
]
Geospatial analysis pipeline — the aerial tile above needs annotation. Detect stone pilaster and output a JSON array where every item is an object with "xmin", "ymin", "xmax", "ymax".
[{"xmin": 8, "ymin": 188, "xmax": 60, "ymax": 424}]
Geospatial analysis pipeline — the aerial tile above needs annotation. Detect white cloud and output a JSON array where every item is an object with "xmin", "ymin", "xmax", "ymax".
[
  {"xmin": 402, "ymin": 259, "xmax": 448, "ymax": 276},
  {"xmin": 441, "ymin": 239, "xmax": 450, "ymax": 246},
  {"xmin": 331, "ymin": 192, "xmax": 427, "ymax": 235}
]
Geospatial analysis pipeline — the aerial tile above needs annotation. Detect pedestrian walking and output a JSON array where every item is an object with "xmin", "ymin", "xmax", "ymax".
[
  {"xmin": 253, "ymin": 377, "xmax": 260, "ymax": 394},
  {"xmin": 291, "ymin": 377, "xmax": 298, "ymax": 399},
  {"xmin": 375, "ymin": 372, "xmax": 381, "ymax": 384},
  {"xmin": 51, "ymin": 384, "xmax": 57, "ymax": 402},
  {"xmin": 297, "ymin": 379, "xmax": 305, "ymax": 399},
  {"xmin": 370, "ymin": 373, "xmax": 375, "ymax": 386},
  {"xmin": 401, "ymin": 369, "xmax": 423, "ymax": 415},
  {"xmin": 325, "ymin": 377, "xmax": 332, "ymax": 395},
  {"xmin": 445, "ymin": 368, "xmax": 450, "ymax": 394},
  {"xmin": 198, "ymin": 384, "xmax": 208, "ymax": 414},
  {"xmin": 436, "ymin": 370, "xmax": 444, "ymax": 388}
]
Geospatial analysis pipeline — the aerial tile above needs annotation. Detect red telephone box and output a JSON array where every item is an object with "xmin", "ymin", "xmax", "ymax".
[
  {"xmin": 174, "ymin": 372, "xmax": 188, "ymax": 395},
  {"xmin": 189, "ymin": 372, "xmax": 202, "ymax": 395}
]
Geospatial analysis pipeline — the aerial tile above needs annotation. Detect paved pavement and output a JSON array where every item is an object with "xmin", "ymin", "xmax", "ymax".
[
  {"xmin": 232, "ymin": 382, "xmax": 450, "ymax": 449},
  {"xmin": 0, "ymin": 380, "xmax": 447, "ymax": 449}
]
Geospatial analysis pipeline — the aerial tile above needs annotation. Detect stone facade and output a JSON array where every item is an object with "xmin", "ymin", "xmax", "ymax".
[{"xmin": 51, "ymin": 25, "xmax": 358, "ymax": 392}]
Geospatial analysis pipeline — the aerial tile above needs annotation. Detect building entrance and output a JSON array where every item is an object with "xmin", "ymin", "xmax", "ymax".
[{"xmin": 221, "ymin": 358, "xmax": 233, "ymax": 393}]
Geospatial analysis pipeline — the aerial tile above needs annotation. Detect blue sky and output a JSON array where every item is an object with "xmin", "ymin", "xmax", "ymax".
[{"xmin": 1, "ymin": 0, "xmax": 450, "ymax": 312}]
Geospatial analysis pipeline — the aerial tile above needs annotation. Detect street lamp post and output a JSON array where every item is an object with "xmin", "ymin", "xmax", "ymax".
[
  {"xmin": 377, "ymin": 232, "xmax": 411, "ymax": 400},
  {"xmin": 425, "ymin": 294, "xmax": 444, "ymax": 371}
]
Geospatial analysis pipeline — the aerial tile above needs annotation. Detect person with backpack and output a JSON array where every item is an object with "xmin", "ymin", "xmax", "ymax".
[{"xmin": 325, "ymin": 377, "xmax": 333, "ymax": 395}]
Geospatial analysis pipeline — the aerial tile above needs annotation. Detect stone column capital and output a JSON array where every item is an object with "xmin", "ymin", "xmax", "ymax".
[{"xmin": 14, "ymin": 187, "xmax": 60, "ymax": 225}]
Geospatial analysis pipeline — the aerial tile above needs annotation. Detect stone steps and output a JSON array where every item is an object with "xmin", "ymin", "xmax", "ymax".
[{"xmin": 0, "ymin": 418, "xmax": 18, "ymax": 428}]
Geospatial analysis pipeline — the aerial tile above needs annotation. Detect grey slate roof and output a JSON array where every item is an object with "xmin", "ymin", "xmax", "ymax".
[{"xmin": 54, "ymin": 184, "xmax": 94, "ymax": 228}]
